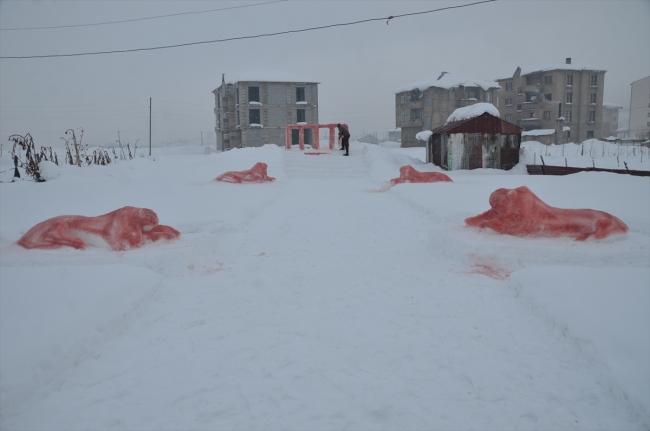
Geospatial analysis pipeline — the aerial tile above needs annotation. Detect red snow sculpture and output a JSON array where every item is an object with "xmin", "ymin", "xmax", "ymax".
[
  {"xmin": 465, "ymin": 186, "xmax": 628, "ymax": 241},
  {"xmin": 17, "ymin": 206, "xmax": 180, "ymax": 251},
  {"xmin": 214, "ymin": 162, "xmax": 275, "ymax": 183},
  {"xmin": 390, "ymin": 165, "xmax": 453, "ymax": 185}
]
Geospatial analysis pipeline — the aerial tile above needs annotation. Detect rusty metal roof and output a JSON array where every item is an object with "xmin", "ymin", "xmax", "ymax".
[{"xmin": 431, "ymin": 113, "xmax": 522, "ymax": 135}]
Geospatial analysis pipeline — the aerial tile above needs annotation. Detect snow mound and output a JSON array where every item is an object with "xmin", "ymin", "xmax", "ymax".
[
  {"xmin": 214, "ymin": 162, "xmax": 275, "ymax": 183},
  {"xmin": 447, "ymin": 103, "xmax": 500, "ymax": 123},
  {"xmin": 390, "ymin": 165, "xmax": 452, "ymax": 185},
  {"xmin": 416, "ymin": 131, "xmax": 433, "ymax": 141},
  {"xmin": 17, "ymin": 207, "xmax": 180, "ymax": 251},
  {"xmin": 465, "ymin": 186, "xmax": 629, "ymax": 240}
]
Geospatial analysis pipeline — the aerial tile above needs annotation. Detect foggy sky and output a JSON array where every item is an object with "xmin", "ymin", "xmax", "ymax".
[{"xmin": 1, "ymin": 0, "xmax": 648, "ymax": 148}]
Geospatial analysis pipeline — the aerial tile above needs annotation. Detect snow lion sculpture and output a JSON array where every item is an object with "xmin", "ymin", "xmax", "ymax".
[
  {"xmin": 214, "ymin": 162, "xmax": 275, "ymax": 183},
  {"xmin": 465, "ymin": 186, "xmax": 628, "ymax": 241},
  {"xmin": 390, "ymin": 165, "xmax": 453, "ymax": 185},
  {"xmin": 17, "ymin": 206, "xmax": 180, "ymax": 251}
]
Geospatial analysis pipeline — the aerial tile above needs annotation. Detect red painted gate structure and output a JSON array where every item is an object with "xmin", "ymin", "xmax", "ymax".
[{"xmin": 285, "ymin": 123, "xmax": 348, "ymax": 151}]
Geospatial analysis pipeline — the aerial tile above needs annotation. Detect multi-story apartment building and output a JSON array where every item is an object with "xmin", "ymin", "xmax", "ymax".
[
  {"xmin": 213, "ymin": 69, "xmax": 319, "ymax": 151},
  {"xmin": 601, "ymin": 103, "xmax": 622, "ymax": 139},
  {"xmin": 394, "ymin": 72, "xmax": 500, "ymax": 147},
  {"xmin": 497, "ymin": 58, "xmax": 606, "ymax": 143},
  {"xmin": 628, "ymin": 76, "xmax": 650, "ymax": 139}
]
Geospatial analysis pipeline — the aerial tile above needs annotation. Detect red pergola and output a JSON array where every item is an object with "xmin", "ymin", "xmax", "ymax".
[{"xmin": 285, "ymin": 123, "xmax": 348, "ymax": 151}]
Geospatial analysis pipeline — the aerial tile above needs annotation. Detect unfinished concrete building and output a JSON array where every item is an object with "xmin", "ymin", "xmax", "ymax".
[
  {"xmin": 213, "ymin": 69, "xmax": 319, "ymax": 151},
  {"xmin": 394, "ymin": 72, "xmax": 500, "ymax": 148},
  {"xmin": 496, "ymin": 58, "xmax": 606, "ymax": 143}
]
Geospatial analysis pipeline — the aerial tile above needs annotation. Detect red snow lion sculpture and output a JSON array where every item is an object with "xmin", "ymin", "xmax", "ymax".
[
  {"xmin": 214, "ymin": 162, "xmax": 275, "ymax": 183},
  {"xmin": 390, "ymin": 165, "xmax": 453, "ymax": 185},
  {"xmin": 17, "ymin": 206, "xmax": 180, "ymax": 251},
  {"xmin": 465, "ymin": 186, "xmax": 628, "ymax": 241}
]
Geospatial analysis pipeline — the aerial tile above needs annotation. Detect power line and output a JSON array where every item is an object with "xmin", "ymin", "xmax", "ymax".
[
  {"xmin": 0, "ymin": 0, "xmax": 496, "ymax": 59},
  {"xmin": 0, "ymin": 0, "xmax": 289, "ymax": 31}
]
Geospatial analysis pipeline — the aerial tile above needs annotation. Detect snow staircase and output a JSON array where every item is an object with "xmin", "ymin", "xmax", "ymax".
[{"xmin": 282, "ymin": 150, "xmax": 370, "ymax": 179}]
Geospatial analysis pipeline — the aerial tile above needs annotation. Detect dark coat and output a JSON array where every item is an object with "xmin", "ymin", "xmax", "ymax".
[{"xmin": 337, "ymin": 125, "xmax": 350, "ymax": 139}]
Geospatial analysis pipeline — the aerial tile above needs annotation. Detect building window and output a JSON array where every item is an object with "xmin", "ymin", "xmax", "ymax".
[
  {"xmin": 425, "ymin": 95, "xmax": 432, "ymax": 106},
  {"xmin": 400, "ymin": 112, "xmax": 405, "ymax": 122},
  {"xmin": 248, "ymin": 86, "xmax": 260, "ymax": 103},
  {"xmin": 217, "ymin": 95, "xmax": 221, "ymax": 109},
  {"xmin": 410, "ymin": 89, "xmax": 422, "ymax": 102},
  {"xmin": 526, "ymin": 93, "xmax": 539, "ymax": 103},
  {"xmin": 249, "ymin": 109, "xmax": 261, "ymax": 124},
  {"xmin": 587, "ymin": 131, "xmax": 594, "ymax": 138},
  {"xmin": 217, "ymin": 114, "xmax": 221, "ymax": 129},
  {"xmin": 517, "ymin": 104, "xmax": 522, "ymax": 112},
  {"xmin": 236, "ymin": 88, "xmax": 240, "ymax": 104},
  {"xmin": 590, "ymin": 93, "xmax": 596, "ymax": 104},
  {"xmin": 505, "ymin": 114, "xmax": 512, "ymax": 122},
  {"xmin": 566, "ymin": 93, "xmax": 573, "ymax": 104},
  {"xmin": 517, "ymin": 87, "xmax": 523, "ymax": 95},
  {"xmin": 506, "ymin": 82, "xmax": 513, "ymax": 91},
  {"xmin": 486, "ymin": 93, "xmax": 493, "ymax": 103},
  {"xmin": 589, "ymin": 110, "xmax": 596, "ymax": 122},
  {"xmin": 566, "ymin": 74, "xmax": 573, "ymax": 86},
  {"xmin": 297, "ymin": 109, "xmax": 306, "ymax": 123},
  {"xmin": 516, "ymin": 120, "xmax": 521, "ymax": 127},
  {"xmin": 591, "ymin": 75, "xmax": 597, "ymax": 86},
  {"xmin": 544, "ymin": 76, "xmax": 553, "ymax": 85},
  {"xmin": 410, "ymin": 109, "xmax": 423, "ymax": 120},
  {"xmin": 529, "ymin": 112, "xmax": 536, "ymax": 118},
  {"xmin": 565, "ymin": 110, "xmax": 572, "ymax": 122},
  {"xmin": 505, "ymin": 98, "xmax": 513, "ymax": 106},
  {"xmin": 400, "ymin": 95, "xmax": 405, "ymax": 104},
  {"xmin": 296, "ymin": 87, "xmax": 306, "ymax": 102},
  {"xmin": 425, "ymin": 117, "xmax": 431, "ymax": 129},
  {"xmin": 544, "ymin": 94, "xmax": 552, "ymax": 101},
  {"xmin": 543, "ymin": 111, "xmax": 551, "ymax": 120},
  {"xmin": 567, "ymin": 131, "xmax": 570, "ymax": 139},
  {"xmin": 237, "ymin": 109, "xmax": 240, "ymax": 126}
]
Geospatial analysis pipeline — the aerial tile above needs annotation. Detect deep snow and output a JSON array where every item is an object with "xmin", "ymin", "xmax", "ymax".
[{"xmin": 1, "ymin": 141, "xmax": 649, "ymax": 430}]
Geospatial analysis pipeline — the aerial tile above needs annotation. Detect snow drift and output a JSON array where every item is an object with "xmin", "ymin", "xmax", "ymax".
[{"xmin": 465, "ymin": 186, "xmax": 629, "ymax": 240}]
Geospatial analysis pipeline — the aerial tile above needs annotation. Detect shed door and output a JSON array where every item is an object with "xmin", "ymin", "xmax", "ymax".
[
  {"xmin": 432, "ymin": 135, "xmax": 442, "ymax": 166},
  {"xmin": 291, "ymin": 129, "xmax": 299, "ymax": 146},
  {"xmin": 467, "ymin": 133, "xmax": 482, "ymax": 170}
]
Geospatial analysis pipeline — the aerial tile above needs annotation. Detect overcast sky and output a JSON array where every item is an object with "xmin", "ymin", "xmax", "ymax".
[{"xmin": 1, "ymin": 0, "xmax": 648, "ymax": 148}]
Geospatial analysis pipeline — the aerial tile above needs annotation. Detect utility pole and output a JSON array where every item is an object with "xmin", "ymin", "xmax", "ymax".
[{"xmin": 149, "ymin": 97, "xmax": 152, "ymax": 156}]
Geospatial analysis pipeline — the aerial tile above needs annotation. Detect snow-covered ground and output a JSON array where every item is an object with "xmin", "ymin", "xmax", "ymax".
[{"xmin": 1, "ymin": 141, "xmax": 648, "ymax": 430}]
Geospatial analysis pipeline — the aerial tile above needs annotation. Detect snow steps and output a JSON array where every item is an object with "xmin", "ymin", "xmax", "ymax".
[{"xmin": 283, "ymin": 150, "xmax": 370, "ymax": 178}]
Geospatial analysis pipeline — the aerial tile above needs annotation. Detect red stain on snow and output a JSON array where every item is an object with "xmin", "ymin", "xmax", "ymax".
[
  {"xmin": 17, "ymin": 206, "xmax": 180, "ymax": 251},
  {"xmin": 465, "ymin": 186, "xmax": 628, "ymax": 241},
  {"xmin": 214, "ymin": 162, "xmax": 275, "ymax": 183}
]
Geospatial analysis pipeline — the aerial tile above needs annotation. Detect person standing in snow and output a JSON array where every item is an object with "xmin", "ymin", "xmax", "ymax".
[{"xmin": 337, "ymin": 123, "xmax": 350, "ymax": 156}]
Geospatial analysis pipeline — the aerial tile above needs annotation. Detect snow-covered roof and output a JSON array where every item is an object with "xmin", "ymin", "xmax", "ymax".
[
  {"xmin": 522, "ymin": 129, "xmax": 555, "ymax": 137},
  {"xmin": 221, "ymin": 68, "xmax": 319, "ymax": 86},
  {"xmin": 388, "ymin": 128, "xmax": 401, "ymax": 132},
  {"xmin": 416, "ymin": 131, "xmax": 433, "ymax": 141},
  {"xmin": 394, "ymin": 72, "xmax": 500, "ymax": 94},
  {"xmin": 603, "ymin": 103, "xmax": 623, "ymax": 110},
  {"xmin": 446, "ymin": 103, "xmax": 500, "ymax": 123},
  {"xmin": 563, "ymin": 126, "xmax": 571, "ymax": 132},
  {"xmin": 520, "ymin": 62, "xmax": 606, "ymax": 76}
]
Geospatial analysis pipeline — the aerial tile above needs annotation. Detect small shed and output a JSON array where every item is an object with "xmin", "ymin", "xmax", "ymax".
[{"xmin": 427, "ymin": 104, "xmax": 522, "ymax": 171}]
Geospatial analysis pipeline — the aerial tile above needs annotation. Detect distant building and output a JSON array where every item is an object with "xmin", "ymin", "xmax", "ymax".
[
  {"xmin": 496, "ymin": 58, "xmax": 606, "ymax": 143},
  {"xmin": 387, "ymin": 128, "xmax": 401, "ymax": 142},
  {"xmin": 601, "ymin": 103, "xmax": 622, "ymax": 139},
  {"xmin": 213, "ymin": 69, "xmax": 319, "ymax": 151},
  {"xmin": 394, "ymin": 72, "xmax": 500, "ymax": 148},
  {"xmin": 628, "ymin": 76, "xmax": 650, "ymax": 139}
]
